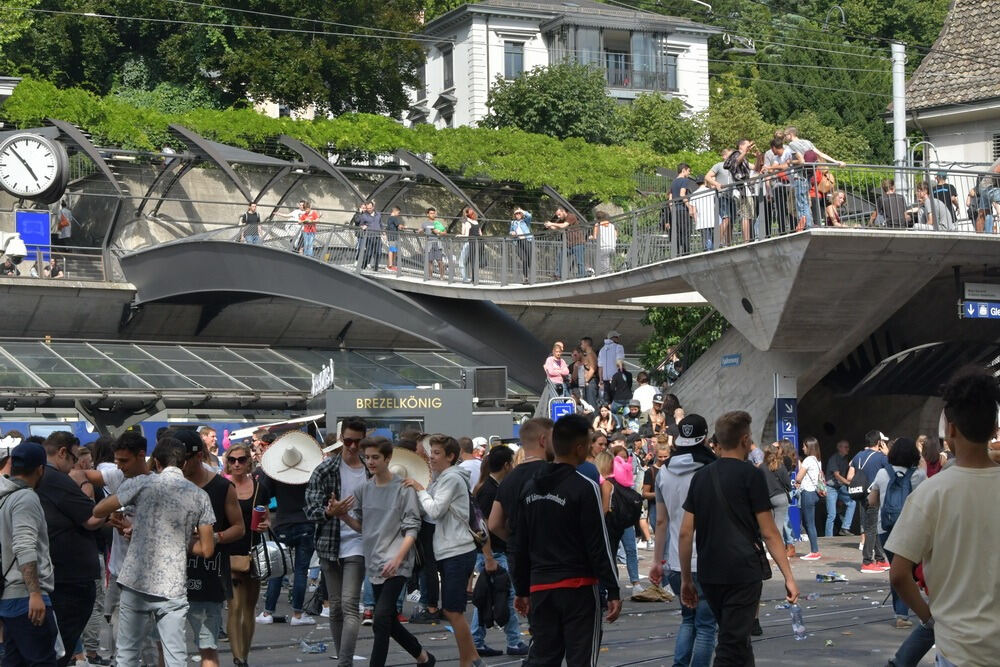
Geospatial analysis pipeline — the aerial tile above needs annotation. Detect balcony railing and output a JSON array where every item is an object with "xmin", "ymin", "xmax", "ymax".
[
  {"xmin": 604, "ymin": 67, "xmax": 677, "ymax": 92},
  {"xmin": 111, "ymin": 163, "xmax": 1000, "ymax": 289}
]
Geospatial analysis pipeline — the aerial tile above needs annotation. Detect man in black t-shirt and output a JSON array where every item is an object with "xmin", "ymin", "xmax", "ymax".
[
  {"xmin": 385, "ymin": 205, "xmax": 404, "ymax": 271},
  {"xmin": 239, "ymin": 203, "xmax": 261, "ymax": 244},
  {"xmin": 679, "ymin": 411, "xmax": 798, "ymax": 665},
  {"xmin": 37, "ymin": 432, "xmax": 104, "ymax": 667},
  {"xmin": 669, "ymin": 163, "xmax": 697, "ymax": 254},
  {"xmin": 471, "ymin": 446, "xmax": 528, "ymax": 656}
]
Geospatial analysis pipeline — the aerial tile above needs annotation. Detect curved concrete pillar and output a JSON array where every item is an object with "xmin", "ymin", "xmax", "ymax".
[{"xmin": 118, "ymin": 240, "xmax": 546, "ymax": 390}]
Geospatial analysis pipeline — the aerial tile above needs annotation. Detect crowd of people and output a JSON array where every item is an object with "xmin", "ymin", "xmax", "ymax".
[{"xmin": 1, "ymin": 366, "xmax": 998, "ymax": 666}]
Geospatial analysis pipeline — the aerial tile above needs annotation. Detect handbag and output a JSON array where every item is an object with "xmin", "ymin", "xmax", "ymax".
[
  {"xmin": 810, "ymin": 462, "xmax": 828, "ymax": 498},
  {"xmin": 250, "ymin": 529, "xmax": 292, "ymax": 581},
  {"xmin": 709, "ymin": 464, "xmax": 771, "ymax": 579}
]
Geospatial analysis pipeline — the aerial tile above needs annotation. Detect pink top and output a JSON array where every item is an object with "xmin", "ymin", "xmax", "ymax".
[
  {"xmin": 612, "ymin": 456, "xmax": 633, "ymax": 487},
  {"xmin": 543, "ymin": 356, "xmax": 569, "ymax": 383}
]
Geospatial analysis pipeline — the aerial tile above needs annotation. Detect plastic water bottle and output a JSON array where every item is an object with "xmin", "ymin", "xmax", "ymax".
[{"xmin": 789, "ymin": 604, "xmax": 807, "ymax": 640}]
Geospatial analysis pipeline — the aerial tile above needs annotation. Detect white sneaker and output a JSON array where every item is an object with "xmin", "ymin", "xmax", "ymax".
[
  {"xmin": 290, "ymin": 615, "xmax": 316, "ymax": 626},
  {"xmin": 320, "ymin": 606, "xmax": 330, "ymax": 618},
  {"xmin": 255, "ymin": 612, "xmax": 273, "ymax": 625}
]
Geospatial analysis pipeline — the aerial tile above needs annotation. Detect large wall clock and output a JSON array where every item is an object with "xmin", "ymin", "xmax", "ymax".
[{"xmin": 0, "ymin": 132, "xmax": 70, "ymax": 204}]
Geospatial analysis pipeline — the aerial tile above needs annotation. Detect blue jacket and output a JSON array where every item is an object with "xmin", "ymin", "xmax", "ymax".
[{"xmin": 509, "ymin": 211, "xmax": 533, "ymax": 239}]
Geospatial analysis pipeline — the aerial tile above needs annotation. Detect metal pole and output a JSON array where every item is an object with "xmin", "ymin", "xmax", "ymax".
[{"xmin": 891, "ymin": 41, "xmax": 907, "ymax": 181}]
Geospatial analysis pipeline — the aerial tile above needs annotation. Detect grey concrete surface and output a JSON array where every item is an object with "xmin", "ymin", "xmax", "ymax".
[{"xmin": 142, "ymin": 537, "xmax": 927, "ymax": 667}]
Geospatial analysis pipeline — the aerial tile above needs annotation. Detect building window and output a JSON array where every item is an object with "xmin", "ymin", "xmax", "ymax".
[
  {"xmin": 440, "ymin": 111, "xmax": 454, "ymax": 128},
  {"xmin": 416, "ymin": 64, "xmax": 426, "ymax": 100},
  {"xmin": 277, "ymin": 104, "xmax": 291, "ymax": 118},
  {"xmin": 504, "ymin": 41, "xmax": 524, "ymax": 79},
  {"xmin": 994, "ymin": 133, "xmax": 1000, "ymax": 161},
  {"xmin": 442, "ymin": 47, "xmax": 454, "ymax": 89}
]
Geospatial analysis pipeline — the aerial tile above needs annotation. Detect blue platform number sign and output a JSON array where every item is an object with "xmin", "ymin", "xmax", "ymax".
[
  {"xmin": 549, "ymin": 397, "xmax": 576, "ymax": 422},
  {"xmin": 775, "ymin": 397, "xmax": 799, "ymax": 449},
  {"xmin": 15, "ymin": 210, "xmax": 51, "ymax": 262}
]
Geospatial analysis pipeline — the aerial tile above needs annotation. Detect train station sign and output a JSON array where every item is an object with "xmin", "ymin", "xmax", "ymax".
[
  {"xmin": 960, "ymin": 301, "xmax": 1000, "ymax": 320},
  {"xmin": 964, "ymin": 282, "xmax": 1000, "ymax": 301}
]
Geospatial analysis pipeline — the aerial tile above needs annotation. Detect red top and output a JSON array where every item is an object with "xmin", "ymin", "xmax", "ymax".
[{"xmin": 300, "ymin": 209, "xmax": 319, "ymax": 233}]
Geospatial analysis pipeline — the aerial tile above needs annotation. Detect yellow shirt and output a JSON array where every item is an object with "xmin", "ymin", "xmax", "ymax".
[{"xmin": 885, "ymin": 465, "xmax": 1000, "ymax": 666}]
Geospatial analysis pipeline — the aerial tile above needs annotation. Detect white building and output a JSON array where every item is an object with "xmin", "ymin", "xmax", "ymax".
[
  {"xmin": 902, "ymin": 0, "xmax": 1000, "ymax": 165},
  {"xmin": 409, "ymin": 0, "xmax": 718, "ymax": 128}
]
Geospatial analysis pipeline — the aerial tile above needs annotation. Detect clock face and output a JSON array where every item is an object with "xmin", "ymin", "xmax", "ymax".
[{"xmin": 0, "ymin": 134, "xmax": 64, "ymax": 198}]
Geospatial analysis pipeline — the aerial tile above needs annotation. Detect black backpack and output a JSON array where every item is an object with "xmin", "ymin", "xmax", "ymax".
[
  {"xmin": 847, "ymin": 451, "xmax": 878, "ymax": 503},
  {"xmin": 608, "ymin": 479, "xmax": 643, "ymax": 534}
]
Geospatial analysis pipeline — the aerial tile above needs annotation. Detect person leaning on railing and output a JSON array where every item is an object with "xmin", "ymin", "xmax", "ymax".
[
  {"xmin": 669, "ymin": 163, "xmax": 697, "ymax": 255},
  {"xmin": 784, "ymin": 127, "xmax": 844, "ymax": 232}
]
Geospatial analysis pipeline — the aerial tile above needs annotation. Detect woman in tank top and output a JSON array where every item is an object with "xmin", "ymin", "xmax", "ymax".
[{"xmin": 224, "ymin": 443, "xmax": 259, "ymax": 667}]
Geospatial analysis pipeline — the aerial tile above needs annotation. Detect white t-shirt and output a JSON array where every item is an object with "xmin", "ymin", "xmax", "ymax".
[
  {"xmin": 871, "ymin": 465, "xmax": 925, "ymax": 534},
  {"xmin": 459, "ymin": 458, "xmax": 481, "ymax": 490},
  {"xmin": 632, "ymin": 384, "xmax": 657, "ymax": 413},
  {"xmin": 690, "ymin": 186, "xmax": 718, "ymax": 231},
  {"xmin": 338, "ymin": 459, "xmax": 367, "ymax": 558},
  {"xmin": 798, "ymin": 456, "xmax": 822, "ymax": 492},
  {"xmin": 885, "ymin": 465, "xmax": 1000, "ymax": 665},
  {"xmin": 99, "ymin": 464, "xmax": 130, "ymax": 577}
]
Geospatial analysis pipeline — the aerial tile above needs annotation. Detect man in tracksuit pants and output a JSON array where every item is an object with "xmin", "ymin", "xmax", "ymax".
[{"xmin": 513, "ymin": 413, "xmax": 622, "ymax": 666}]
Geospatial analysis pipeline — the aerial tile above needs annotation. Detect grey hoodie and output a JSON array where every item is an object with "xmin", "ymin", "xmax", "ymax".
[
  {"xmin": 656, "ymin": 447, "xmax": 715, "ymax": 573},
  {"xmin": 0, "ymin": 475, "xmax": 54, "ymax": 600},
  {"xmin": 417, "ymin": 464, "xmax": 476, "ymax": 560}
]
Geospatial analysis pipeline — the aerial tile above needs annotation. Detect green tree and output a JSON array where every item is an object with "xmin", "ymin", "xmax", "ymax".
[
  {"xmin": 0, "ymin": 0, "xmax": 426, "ymax": 117},
  {"xmin": 638, "ymin": 307, "xmax": 727, "ymax": 380},
  {"xmin": 616, "ymin": 94, "xmax": 705, "ymax": 155},
  {"xmin": 481, "ymin": 63, "xmax": 620, "ymax": 144}
]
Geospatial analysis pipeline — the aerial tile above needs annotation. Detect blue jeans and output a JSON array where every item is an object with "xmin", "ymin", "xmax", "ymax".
[
  {"xmin": 617, "ymin": 525, "xmax": 639, "ymax": 584},
  {"xmin": 1, "ymin": 604, "xmax": 58, "ymax": 667},
  {"xmin": 800, "ymin": 490, "xmax": 820, "ymax": 553},
  {"xmin": 666, "ymin": 571, "xmax": 717, "ymax": 667},
  {"xmin": 302, "ymin": 231, "xmax": 316, "ymax": 257},
  {"xmin": 471, "ymin": 553, "xmax": 521, "ymax": 649},
  {"xmin": 264, "ymin": 522, "xmax": 315, "ymax": 613},
  {"xmin": 117, "ymin": 587, "xmax": 189, "ymax": 667},
  {"xmin": 793, "ymin": 177, "xmax": 813, "ymax": 227},
  {"xmin": 824, "ymin": 485, "xmax": 857, "ymax": 536},
  {"xmin": 362, "ymin": 576, "xmax": 402, "ymax": 612},
  {"xmin": 880, "ymin": 535, "xmax": 909, "ymax": 619},
  {"xmin": 891, "ymin": 622, "xmax": 935, "ymax": 666},
  {"xmin": 556, "ymin": 244, "xmax": 586, "ymax": 278}
]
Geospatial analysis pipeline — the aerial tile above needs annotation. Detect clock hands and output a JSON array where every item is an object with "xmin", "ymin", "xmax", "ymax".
[{"xmin": 8, "ymin": 147, "xmax": 40, "ymax": 186}]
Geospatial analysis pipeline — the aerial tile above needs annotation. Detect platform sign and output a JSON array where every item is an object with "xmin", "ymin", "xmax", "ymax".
[
  {"xmin": 548, "ymin": 397, "xmax": 576, "ymax": 422},
  {"xmin": 15, "ymin": 210, "xmax": 50, "ymax": 262},
  {"xmin": 960, "ymin": 301, "xmax": 1000, "ymax": 320},
  {"xmin": 964, "ymin": 283, "xmax": 1000, "ymax": 301},
  {"xmin": 775, "ymin": 397, "xmax": 799, "ymax": 449}
]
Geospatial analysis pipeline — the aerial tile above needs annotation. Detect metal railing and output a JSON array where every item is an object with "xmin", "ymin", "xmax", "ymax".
[
  {"xmin": 1, "ymin": 245, "xmax": 107, "ymax": 281},
  {"xmin": 111, "ymin": 163, "xmax": 1000, "ymax": 288}
]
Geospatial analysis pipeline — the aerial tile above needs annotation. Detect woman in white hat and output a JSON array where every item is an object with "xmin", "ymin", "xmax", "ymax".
[{"xmin": 403, "ymin": 435, "xmax": 484, "ymax": 667}]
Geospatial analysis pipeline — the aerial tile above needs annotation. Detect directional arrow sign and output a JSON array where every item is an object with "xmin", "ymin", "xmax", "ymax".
[{"xmin": 960, "ymin": 301, "xmax": 1000, "ymax": 320}]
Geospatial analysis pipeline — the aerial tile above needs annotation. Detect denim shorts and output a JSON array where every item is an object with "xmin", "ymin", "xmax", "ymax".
[
  {"xmin": 187, "ymin": 600, "xmax": 223, "ymax": 649},
  {"xmin": 438, "ymin": 549, "xmax": 477, "ymax": 612}
]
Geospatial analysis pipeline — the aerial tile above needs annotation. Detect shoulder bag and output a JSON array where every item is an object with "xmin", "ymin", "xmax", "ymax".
[
  {"xmin": 709, "ymin": 464, "xmax": 771, "ymax": 580},
  {"xmin": 230, "ymin": 481, "xmax": 258, "ymax": 574}
]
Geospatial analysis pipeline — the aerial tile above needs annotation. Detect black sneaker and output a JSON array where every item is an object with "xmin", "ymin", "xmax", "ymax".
[
  {"xmin": 751, "ymin": 619, "xmax": 763, "ymax": 636},
  {"xmin": 476, "ymin": 646, "xmax": 503, "ymax": 657},
  {"xmin": 409, "ymin": 608, "xmax": 441, "ymax": 624},
  {"xmin": 506, "ymin": 642, "xmax": 530, "ymax": 656},
  {"xmin": 87, "ymin": 656, "xmax": 112, "ymax": 666}
]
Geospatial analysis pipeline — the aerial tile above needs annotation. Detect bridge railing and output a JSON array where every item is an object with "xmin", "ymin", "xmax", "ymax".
[
  {"xmin": 2, "ymin": 245, "xmax": 107, "ymax": 282},
  {"xmin": 115, "ymin": 162, "xmax": 999, "ymax": 286}
]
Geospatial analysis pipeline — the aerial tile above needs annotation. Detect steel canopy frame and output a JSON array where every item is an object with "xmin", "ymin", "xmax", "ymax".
[
  {"xmin": 279, "ymin": 135, "xmax": 365, "ymax": 205},
  {"xmin": 168, "ymin": 124, "xmax": 256, "ymax": 203}
]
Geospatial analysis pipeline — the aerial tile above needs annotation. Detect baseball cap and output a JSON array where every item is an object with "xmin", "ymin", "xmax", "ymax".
[
  {"xmin": 173, "ymin": 429, "xmax": 203, "ymax": 456},
  {"xmin": 472, "ymin": 436, "xmax": 488, "ymax": 449},
  {"xmin": 653, "ymin": 393, "xmax": 664, "ymax": 404},
  {"xmin": 10, "ymin": 442, "xmax": 46, "ymax": 469},
  {"xmin": 675, "ymin": 414, "xmax": 709, "ymax": 448},
  {"xmin": 864, "ymin": 430, "xmax": 888, "ymax": 447},
  {"xmin": 607, "ymin": 330, "xmax": 621, "ymax": 339},
  {"xmin": 628, "ymin": 399, "xmax": 641, "ymax": 408},
  {"xmin": 936, "ymin": 171, "xmax": 948, "ymax": 180}
]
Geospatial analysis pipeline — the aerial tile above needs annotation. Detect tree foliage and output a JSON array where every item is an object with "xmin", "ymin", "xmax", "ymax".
[
  {"xmin": 0, "ymin": 0, "xmax": 426, "ymax": 117},
  {"xmin": 638, "ymin": 307, "xmax": 728, "ymax": 380},
  {"xmin": 615, "ymin": 94, "xmax": 705, "ymax": 155},
  {"xmin": 1, "ymin": 77, "xmax": 664, "ymax": 200},
  {"xmin": 481, "ymin": 63, "xmax": 621, "ymax": 144}
]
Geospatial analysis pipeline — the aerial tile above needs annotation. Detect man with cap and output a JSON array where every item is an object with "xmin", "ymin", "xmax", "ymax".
[
  {"xmin": 255, "ymin": 432, "xmax": 324, "ymax": 626},
  {"xmin": 597, "ymin": 331, "xmax": 625, "ymax": 400},
  {"xmin": 847, "ymin": 430, "xmax": 891, "ymax": 573},
  {"xmin": 642, "ymin": 394, "xmax": 669, "ymax": 439},
  {"xmin": 35, "ymin": 431, "xmax": 104, "ymax": 667},
  {"xmin": 676, "ymin": 411, "xmax": 798, "ymax": 665},
  {"xmin": 176, "ymin": 430, "xmax": 244, "ymax": 667},
  {"xmin": 649, "ymin": 414, "xmax": 718, "ymax": 666},
  {"xmin": 93, "ymin": 437, "xmax": 217, "ymax": 667},
  {"xmin": 0, "ymin": 442, "xmax": 57, "ymax": 666},
  {"xmin": 304, "ymin": 418, "xmax": 369, "ymax": 667},
  {"xmin": 621, "ymin": 400, "xmax": 647, "ymax": 436},
  {"xmin": 932, "ymin": 172, "xmax": 959, "ymax": 224}
]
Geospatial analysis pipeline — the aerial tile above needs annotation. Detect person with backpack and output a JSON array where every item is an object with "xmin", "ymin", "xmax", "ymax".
[
  {"xmin": 847, "ymin": 430, "xmax": 891, "ymax": 574},
  {"xmin": 868, "ymin": 438, "xmax": 925, "ymax": 629}
]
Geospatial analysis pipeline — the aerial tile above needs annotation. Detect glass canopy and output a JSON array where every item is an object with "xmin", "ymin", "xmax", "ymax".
[{"xmin": 0, "ymin": 341, "xmax": 537, "ymax": 397}]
